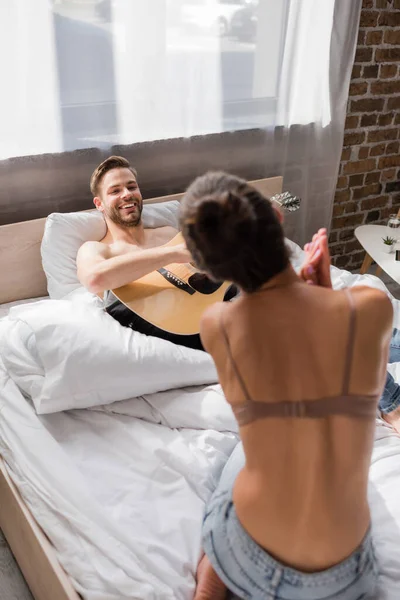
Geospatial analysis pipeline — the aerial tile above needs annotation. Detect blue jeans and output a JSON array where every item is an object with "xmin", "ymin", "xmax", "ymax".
[
  {"xmin": 203, "ymin": 443, "xmax": 378, "ymax": 600},
  {"xmin": 379, "ymin": 327, "xmax": 400, "ymax": 414}
]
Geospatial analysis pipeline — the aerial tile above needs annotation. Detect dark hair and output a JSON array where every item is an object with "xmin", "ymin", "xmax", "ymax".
[
  {"xmin": 180, "ymin": 171, "xmax": 289, "ymax": 293},
  {"xmin": 90, "ymin": 156, "xmax": 138, "ymax": 196}
]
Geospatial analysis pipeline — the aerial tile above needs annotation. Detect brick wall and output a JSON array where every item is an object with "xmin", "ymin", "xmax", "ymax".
[{"xmin": 330, "ymin": 0, "xmax": 400, "ymax": 270}]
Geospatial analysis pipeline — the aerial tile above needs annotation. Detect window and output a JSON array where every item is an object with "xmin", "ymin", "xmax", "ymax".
[{"xmin": 1, "ymin": 0, "xmax": 291, "ymax": 157}]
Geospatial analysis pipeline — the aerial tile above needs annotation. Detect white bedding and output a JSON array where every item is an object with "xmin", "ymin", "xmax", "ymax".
[
  {"xmin": 0, "ymin": 295, "xmax": 48, "ymax": 319},
  {"xmin": 1, "ymin": 262, "xmax": 400, "ymax": 599},
  {"xmin": 0, "ymin": 299, "xmax": 218, "ymax": 414},
  {"xmin": 0, "ymin": 301, "xmax": 236, "ymax": 600}
]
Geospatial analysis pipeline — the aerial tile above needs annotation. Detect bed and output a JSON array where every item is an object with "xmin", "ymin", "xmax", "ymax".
[
  {"xmin": 0, "ymin": 178, "xmax": 282, "ymax": 600},
  {"xmin": 1, "ymin": 176, "xmax": 400, "ymax": 600}
]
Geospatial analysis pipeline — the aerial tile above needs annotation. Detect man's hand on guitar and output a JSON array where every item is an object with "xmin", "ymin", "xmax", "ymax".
[
  {"xmin": 300, "ymin": 228, "xmax": 332, "ymax": 289},
  {"xmin": 172, "ymin": 243, "xmax": 193, "ymax": 264}
]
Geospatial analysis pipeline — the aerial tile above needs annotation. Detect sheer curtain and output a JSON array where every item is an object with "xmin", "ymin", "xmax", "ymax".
[
  {"xmin": 273, "ymin": 0, "xmax": 363, "ymax": 243},
  {"xmin": 0, "ymin": 0, "xmax": 62, "ymax": 158},
  {"xmin": 111, "ymin": 1, "xmax": 223, "ymax": 143},
  {"xmin": 0, "ymin": 0, "xmax": 362, "ymax": 242},
  {"xmin": 277, "ymin": 0, "xmax": 336, "ymax": 128}
]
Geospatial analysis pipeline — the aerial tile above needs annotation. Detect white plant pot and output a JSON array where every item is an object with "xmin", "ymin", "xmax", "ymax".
[{"xmin": 383, "ymin": 244, "xmax": 394, "ymax": 254}]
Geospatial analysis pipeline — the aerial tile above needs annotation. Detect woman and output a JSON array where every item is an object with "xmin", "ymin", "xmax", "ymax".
[{"xmin": 179, "ymin": 172, "xmax": 392, "ymax": 600}]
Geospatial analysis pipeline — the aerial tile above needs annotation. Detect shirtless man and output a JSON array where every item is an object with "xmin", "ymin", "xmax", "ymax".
[{"xmin": 76, "ymin": 155, "xmax": 204, "ymax": 348}]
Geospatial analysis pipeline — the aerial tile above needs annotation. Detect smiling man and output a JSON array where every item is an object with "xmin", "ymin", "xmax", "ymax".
[{"xmin": 76, "ymin": 155, "xmax": 206, "ymax": 348}]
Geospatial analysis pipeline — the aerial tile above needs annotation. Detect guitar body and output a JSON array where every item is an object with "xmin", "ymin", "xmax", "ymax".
[{"xmin": 112, "ymin": 233, "xmax": 231, "ymax": 336}]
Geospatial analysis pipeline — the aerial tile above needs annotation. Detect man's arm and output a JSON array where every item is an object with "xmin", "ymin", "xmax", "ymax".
[{"xmin": 77, "ymin": 241, "xmax": 191, "ymax": 295}]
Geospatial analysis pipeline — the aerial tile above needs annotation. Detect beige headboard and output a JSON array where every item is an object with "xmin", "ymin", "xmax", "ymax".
[{"xmin": 0, "ymin": 177, "xmax": 282, "ymax": 305}]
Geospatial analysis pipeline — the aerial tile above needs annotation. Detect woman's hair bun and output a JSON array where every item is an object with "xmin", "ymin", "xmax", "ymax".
[
  {"xmin": 180, "ymin": 171, "xmax": 289, "ymax": 292},
  {"xmin": 194, "ymin": 190, "xmax": 254, "ymax": 241},
  {"xmin": 195, "ymin": 198, "xmax": 224, "ymax": 233}
]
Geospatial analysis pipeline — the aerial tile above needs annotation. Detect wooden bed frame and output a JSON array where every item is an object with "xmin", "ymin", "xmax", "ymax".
[{"xmin": 0, "ymin": 176, "xmax": 282, "ymax": 600}]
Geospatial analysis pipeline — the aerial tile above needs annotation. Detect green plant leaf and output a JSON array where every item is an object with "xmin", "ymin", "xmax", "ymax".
[{"xmin": 382, "ymin": 235, "xmax": 396, "ymax": 245}]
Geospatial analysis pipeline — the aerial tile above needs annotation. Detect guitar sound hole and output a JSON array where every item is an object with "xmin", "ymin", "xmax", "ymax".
[{"xmin": 187, "ymin": 273, "xmax": 222, "ymax": 295}]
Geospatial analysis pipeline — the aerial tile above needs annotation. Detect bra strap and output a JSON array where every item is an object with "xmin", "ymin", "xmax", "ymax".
[
  {"xmin": 219, "ymin": 305, "xmax": 253, "ymax": 404},
  {"xmin": 342, "ymin": 288, "xmax": 356, "ymax": 395},
  {"xmin": 233, "ymin": 394, "xmax": 377, "ymax": 426}
]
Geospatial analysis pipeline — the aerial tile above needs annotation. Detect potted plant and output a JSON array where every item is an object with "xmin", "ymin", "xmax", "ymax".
[{"xmin": 382, "ymin": 235, "xmax": 396, "ymax": 254}]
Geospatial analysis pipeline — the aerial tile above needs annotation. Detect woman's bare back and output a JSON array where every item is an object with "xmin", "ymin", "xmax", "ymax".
[{"xmin": 202, "ymin": 281, "xmax": 392, "ymax": 572}]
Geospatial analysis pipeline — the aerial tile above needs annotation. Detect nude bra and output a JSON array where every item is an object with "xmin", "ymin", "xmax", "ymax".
[{"xmin": 219, "ymin": 288, "xmax": 379, "ymax": 426}]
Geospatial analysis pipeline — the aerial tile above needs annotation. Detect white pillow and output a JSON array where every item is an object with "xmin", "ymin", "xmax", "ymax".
[
  {"xmin": 2, "ymin": 299, "xmax": 217, "ymax": 414},
  {"xmin": 41, "ymin": 201, "xmax": 180, "ymax": 299}
]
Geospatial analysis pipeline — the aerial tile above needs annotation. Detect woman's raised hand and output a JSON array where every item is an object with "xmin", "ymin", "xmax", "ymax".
[{"xmin": 300, "ymin": 228, "xmax": 332, "ymax": 288}]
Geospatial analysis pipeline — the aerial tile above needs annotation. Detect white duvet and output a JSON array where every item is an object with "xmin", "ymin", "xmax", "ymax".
[
  {"xmin": 1, "ymin": 257, "xmax": 400, "ymax": 599},
  {"xmin": 0, "ymin": 299, "xmax": 218, "ymax": 414}
]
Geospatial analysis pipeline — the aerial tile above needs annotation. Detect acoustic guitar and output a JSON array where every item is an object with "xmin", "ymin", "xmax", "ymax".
[{"xmin": 111, "ymin": 192, "xmax": 301, "ymax": 336}]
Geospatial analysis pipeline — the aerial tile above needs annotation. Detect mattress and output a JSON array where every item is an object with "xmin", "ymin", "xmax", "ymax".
[{"xmin": 1, "ymin": 273, "xmax": 400, "ymax": 600}]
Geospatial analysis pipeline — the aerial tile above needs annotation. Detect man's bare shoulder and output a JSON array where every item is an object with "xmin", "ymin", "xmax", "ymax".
[{"xmin": 77, "ymin": 240, "xmax": 110, "ymax": 259}]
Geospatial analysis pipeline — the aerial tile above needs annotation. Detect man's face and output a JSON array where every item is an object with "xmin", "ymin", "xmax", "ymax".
[{"xmin": 94, "ymin": 167, "xmax": 143, "ymax": 227}]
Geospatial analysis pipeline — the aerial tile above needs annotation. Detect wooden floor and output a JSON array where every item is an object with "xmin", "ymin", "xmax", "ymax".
[{"xmin": 0, "ymin": 529, "xmax": 33, "ymax": 600}]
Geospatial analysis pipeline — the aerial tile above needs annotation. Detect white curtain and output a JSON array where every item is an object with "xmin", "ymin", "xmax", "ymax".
[
  {"xmin": 0, "ymin": 0, "xmax": 362, "ymax": 243},
  {"xmin": 0, "ymin": 0, "xmax": 62, "ymax": 159},
  {"xmin": 111, "ymin": 0, "xmax": 223, "ymax": 143},
  {"xmin": 272, "ymin": 0, "xmax": 363, "ymax": 244},
  {"xmin": 277, "ymin": 0, "xmax": 336, "ymax": 128}
]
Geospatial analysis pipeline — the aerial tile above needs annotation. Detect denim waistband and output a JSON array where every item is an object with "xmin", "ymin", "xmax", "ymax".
[{"xmin": 225, "ymin": 502, "xmax": 374, "ymax": 588}]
